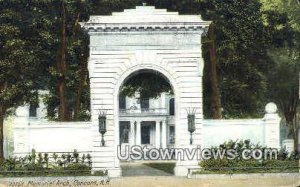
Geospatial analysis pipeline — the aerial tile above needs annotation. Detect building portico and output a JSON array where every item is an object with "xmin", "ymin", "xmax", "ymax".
[{"xmin": 119, "ymin": 118, "xmax": 171, "ymax": 149}]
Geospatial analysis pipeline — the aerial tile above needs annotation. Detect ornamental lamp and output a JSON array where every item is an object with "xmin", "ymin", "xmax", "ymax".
[
  {"xmin": 187, "ymin": 108, "xmax": 196, "ymax": 145},
  {"xmin": 98, "ymin": 111, "xmax": 107, "ymax": 146},
  {"xmin": 188, "ymin": 114, "xmax": 195, "ymax": 133}
]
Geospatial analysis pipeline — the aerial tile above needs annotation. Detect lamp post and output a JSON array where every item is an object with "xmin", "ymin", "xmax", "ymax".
[
  {"xmin": 98, "ymin": 112, "xmax": 107, "ymax": 147},
  {"xmin": 188, "ymin": 114, "xmax": 196, "ymax": 145}
]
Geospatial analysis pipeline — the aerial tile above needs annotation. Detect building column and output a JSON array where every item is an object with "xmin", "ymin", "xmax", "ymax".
[
  {"xmin": 155, "ymin": 121, "xmax": 161, "ymax": 148},
  {"xmin": 263, "ymin": 103, "xmax": 281, "ymax": 149},
  {"xmin": 129, "ymin": 121, "xmax": 135, "ymax": 147},
  {"xmin": 161, "ymin": 120, "xmax": 167, "ymax": 148},
  {"xmin": 136, "ymin": 121, "xmax": 141, "ymax": 145}
]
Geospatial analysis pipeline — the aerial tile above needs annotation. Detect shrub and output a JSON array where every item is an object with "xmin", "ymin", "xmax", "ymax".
[
  {"xmin": 198, "ymin": 140, "xmax": 299, "ymax": 174},
  {"xmin": 0, "ymin": 149, "xmax": 106, "ymax": 177},
  {"xmin": 66, "ymin": 163, "xmax": 91, "ymax": 171}
]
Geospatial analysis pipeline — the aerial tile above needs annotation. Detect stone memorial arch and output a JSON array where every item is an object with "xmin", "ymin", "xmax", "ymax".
[{"xmin": 81, "ymin": 5, "xmax": 211, "ymax": 177}]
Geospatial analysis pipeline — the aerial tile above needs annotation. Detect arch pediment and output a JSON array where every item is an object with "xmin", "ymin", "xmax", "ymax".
[{"xmin": 81, "ymin": 6, "xmax": 210, "ymax": 33}]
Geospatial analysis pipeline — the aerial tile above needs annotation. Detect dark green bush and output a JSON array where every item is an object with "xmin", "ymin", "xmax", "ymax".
[
  {"xmin": 66, "ymin": 163, "xmax": 91, "ymax": 171},
  {"xmin": 198, "ymin": 140, "xmax": 299, "ymax": 174},
  {"xmin": 0, "ymin": 149, "xmax": 106, "ymax": 177}
]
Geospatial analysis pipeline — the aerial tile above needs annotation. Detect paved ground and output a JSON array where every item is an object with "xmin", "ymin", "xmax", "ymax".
[
  {"xmin": 0, "ymin": 162, "xmax": 298, "ymax": 186},
  {"xmin": 118, "ymin": 162, "xmax": 299, "ymax": 186},
  {"xmin": 0, "ymin": 175, "xmax": 298, "ymax": 187},
  {"xmin": 110, "ymin": 176, "xmax": 300, "ymax": 187},
  {"xmin": 121, "ymin": 162, "xmax": 172, "ymax": 176}
]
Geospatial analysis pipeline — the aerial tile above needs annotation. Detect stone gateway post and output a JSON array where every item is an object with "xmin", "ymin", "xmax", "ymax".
[{"xmin": 81, "ymin": 6, "xmax": 211, "ymax": 177}]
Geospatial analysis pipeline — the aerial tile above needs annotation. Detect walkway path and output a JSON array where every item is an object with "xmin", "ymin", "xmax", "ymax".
[
  {"xmin": 110, "ymin": 176, "xmax": 300, "ymax": 187},
  {"xmin": 119, "ymin": 162, "xmax": 299, "ymax": 186},
  {"xmin": 121, "ymin": 162, "xmax": 172, "ymax": 177}
]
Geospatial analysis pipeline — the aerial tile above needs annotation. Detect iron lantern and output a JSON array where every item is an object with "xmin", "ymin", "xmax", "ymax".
[
  {"xmin": 98, "ymin": 114, "xmax": 107, "ymax": 146},
  {"xmin": 188, "ymin": 114, "xmax": 195, "ymax": 145}
]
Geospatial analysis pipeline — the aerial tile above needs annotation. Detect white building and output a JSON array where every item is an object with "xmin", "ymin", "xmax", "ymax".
[{"xmin": 118, "ymin": 92, "xmax": 175, "ymax": 149}]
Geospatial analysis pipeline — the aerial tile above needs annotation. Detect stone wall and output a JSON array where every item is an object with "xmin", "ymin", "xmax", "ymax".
[
  {"xmin": 10, "ymin": 103, "xmax": 282, "ymax": 156},
  {"xmin": 202, "ymin": 119, "xmax": 264, "ymax": 148},
  {"xmin": 12, "ymin": 122, "xmax": 92, "ymax": 155},
  {"xmin": 203, "ymin": 103, "xmax": 281, "ymax": 149}
]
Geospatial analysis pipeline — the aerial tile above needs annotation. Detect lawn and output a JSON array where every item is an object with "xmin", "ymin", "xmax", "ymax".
[
  {"xmin": 0, "ymin": 169, "xmax": 107, "ymax": 178},
  {"xmin": 143, "ymin": 162, "xmax": 176, "ymax": 174}
]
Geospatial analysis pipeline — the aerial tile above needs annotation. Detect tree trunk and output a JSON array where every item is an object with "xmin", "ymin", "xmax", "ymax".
[
  {"xmin": 72, "ymin": 6, "xmax": 85, "ymax": 120},
  {"xmin": 73, "ymin": 53, "xmax": 88, "ymax": 120},
  {"xmin": 293, "ymin": 128, "xmax": 299, "ymax": 154},
  {"xmin": 0, "ymin": 106, "xmax": 5, "ymax": 161},
  {"xmin": 207, "ymin": 23, "xmax": 222, "ymax": 119},
  {"xmin": 292, "ymin": 122, "xmax": 299, "ymax": 154},
  {"xmin": 57, "ymin": 1, "xmax": 69, "ymax": 121}
]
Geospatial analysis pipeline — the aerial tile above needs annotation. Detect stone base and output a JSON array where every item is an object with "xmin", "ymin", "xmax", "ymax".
[
  {"xmin": 107, "ymin": 168, "xmax": 122, "ymax": 178},
  {"xmin": 174, "ymin": 165, "xmax": 201, "ymax": 177},
  {"xmin": 92, "ymin": 168, "xmax": 122, "ymax": 178},
  {"xmin": 174, "ymin": 166, "xmax": 189, "ymax": 177}
]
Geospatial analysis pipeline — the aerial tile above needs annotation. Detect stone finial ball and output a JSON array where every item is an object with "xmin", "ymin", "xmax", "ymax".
[
  {"xmin": 265, "ymin": 102, "xmax": 277, "ymax": 113},
  {"xmin": 15, "ymin": 106, "xmax": 29, "ymax": 117}
]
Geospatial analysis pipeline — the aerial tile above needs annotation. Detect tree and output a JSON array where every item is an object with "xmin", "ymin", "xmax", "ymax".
[
  {"xmin": 120, "ymin": 72, "xmax": 172, "ymax": 99},
  {"xmin": 0, "ymin": 0, "xmax": 46, "ymax": 160},
  {"xmin": 204, "ymin": 23, "xmax": 222, "ymax": 119},
  {"xmin": 267, "ymin": 47, "xmax": 300, "ymax": 153},
  {"xmin": 260, "ymin": 0, "xmax": 300, "ymax": 31},
  {"xmin": 39, "ymin": 0, "xmax": 91, "ymax": 121},
  {"xmin": 54, "ymin": 0, "xmax": 91, "ymax": 121},
  {"xmin": 200, "ymin": 0, "xmax": 269, "ymax": 118},
  {"xmin": 261, "ymin": 0, "xmax": 300, "ymax": 153}
]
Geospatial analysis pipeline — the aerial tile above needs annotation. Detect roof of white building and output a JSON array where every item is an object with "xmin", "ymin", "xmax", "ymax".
[{"xmin": 81, "ymin": 6, "xmax": 211, "ymax": 32}]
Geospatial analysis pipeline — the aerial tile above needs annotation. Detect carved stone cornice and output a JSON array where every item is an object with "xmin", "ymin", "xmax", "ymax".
[
  {"xmin": 82, "ymin": 24, "xmax": 209, "ymax": 33},
  {"xmin": 80, "ymin": 6, "xmax": 211, "ymax": 35}
]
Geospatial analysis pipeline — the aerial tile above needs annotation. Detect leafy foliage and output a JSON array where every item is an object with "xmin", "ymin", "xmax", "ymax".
[
  {"xmin": 199, "ymin": 140, "xmax": 299, "ymax": 174},
  {"xmin": 200, "ymin": 0, "xmax": 270, "ymax": 118},
  {"xmin": 120, "ymin": 72, "xmax": 173, "ymax": 99},
  {"xmin": 261, "ymin": 0, "xmax": 300, "ymax": 153},
  {"xmin": 0, "ymin": 0, "xmax": 92, "ymax": 122},
  {"xmin": 0, "ymin": 149, "xmax": 106, "ymax": 177},
  {"xmin": 0, "ymin": 1, "xmax": 46, "ymax": 110},
  {"xmin": 38, "ymin": 0, "xmax": 91, "ymax": 121}
]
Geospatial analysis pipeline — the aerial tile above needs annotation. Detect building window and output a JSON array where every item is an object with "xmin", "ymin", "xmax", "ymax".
[
  {"xmin": 119, "ymin": 122, "xmax": 130, "ymax": 144},
  {"xmin": 29, "ymin": 104, "xmax": 38, "ymax": 117},
  {"xmin": 169, "ymin": 126, "xmax": 175, "ymax": 144},
  {"xmin": 141, "ymin": 124, "xmax": 151, "ymax": 144},
  {"xmin": 119, "ymin": 94, "xmax": 126, "ymax": 109},
  {"xmin": 169, "ymin": 98, "xmax": 175, "ymax": 116},
  {"xmin": 140, "ymin": 98, "xmax": 149, "ymax": 109}
]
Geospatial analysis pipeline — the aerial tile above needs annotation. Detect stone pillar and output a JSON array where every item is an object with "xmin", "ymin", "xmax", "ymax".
[
  {"xmin": 161, "ymin": 93, "xmax": 166, "ymax": 110},
  {"xmin": 174, "ymin": 110, "xmax": 202, "ymax": 177},
  {"xmin": 36, "ymin": 90, "xmax": 49, "ymax": 120},
  {"xmin": 263, "ymin": 102, "xmax": 281, "ymax": 149},
  {"xmin": 155, "ymin": 121, "xmax": 161, "ymax": 148},
  {"xmin": 161, "ymin": 120, "xmax": 167, "ymax": 148},
  {"xmin": 129, "ymin": 121, "xmax": 135, "ymax": 147},
  {"xmin": 282, "ymin": 139, "xmax": 294, "ymax": 153},
  {"xmin": 136, "ymin": 121, "xmax": 141, "ymax": 145}
]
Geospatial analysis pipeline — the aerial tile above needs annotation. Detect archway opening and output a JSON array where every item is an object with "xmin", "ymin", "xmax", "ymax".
[
  {"xmin": 118, "ymin": 69, "xmax": 176, "ymax": 175},
  {"xmin": 118, "ymin": 69, "xmax": 175, "ymax": 148}
]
